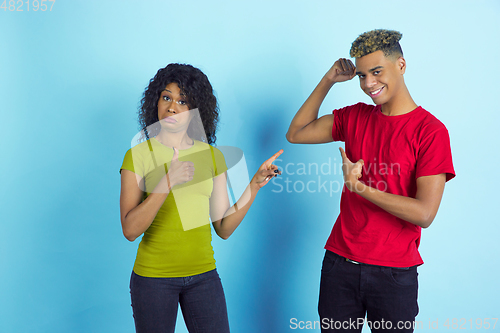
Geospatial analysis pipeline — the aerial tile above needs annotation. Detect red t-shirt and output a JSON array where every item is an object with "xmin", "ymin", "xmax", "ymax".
[{"xmin": 325, "ymin": 102, "xmax": 456, "ymax": 267}]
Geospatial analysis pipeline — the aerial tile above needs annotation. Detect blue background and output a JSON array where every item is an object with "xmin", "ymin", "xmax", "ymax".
[{"xmin": 1, "ymin": 0, "xmax": 499, "ymax": 332}]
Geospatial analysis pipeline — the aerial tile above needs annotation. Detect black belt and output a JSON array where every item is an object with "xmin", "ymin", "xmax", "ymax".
[{"xmin": 345, "ymin": 257, "xmax": 410, "ymax": 270}]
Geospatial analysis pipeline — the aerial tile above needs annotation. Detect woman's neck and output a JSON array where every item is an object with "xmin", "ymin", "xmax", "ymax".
[{"xmin": 155, "ymin": 131, "xmax": 194, "ymax": 150}]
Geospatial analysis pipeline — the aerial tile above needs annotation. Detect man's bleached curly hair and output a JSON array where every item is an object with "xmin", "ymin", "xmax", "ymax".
[{"xmin": 350, "ymin": 29, "xmax": 403, "ymax": 59}]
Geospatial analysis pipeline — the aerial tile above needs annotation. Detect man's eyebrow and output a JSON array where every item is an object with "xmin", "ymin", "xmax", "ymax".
[
  {"xmin": 356, "ymin": 66, "xmax": 384, "ymax": 75},
  {"xmin": 369, "ymin": 66, "xmax": 384, "ymax": 72}
]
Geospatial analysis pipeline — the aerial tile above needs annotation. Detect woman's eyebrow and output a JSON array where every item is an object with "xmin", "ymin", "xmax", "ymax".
[{"xmin": 162, "ymin": 89, "xmax": 186, "ymax": 97}]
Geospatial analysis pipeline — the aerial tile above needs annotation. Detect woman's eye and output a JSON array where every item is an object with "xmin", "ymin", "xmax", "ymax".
[
  {"xmin": 178, "ymin": 100, "xmax": 186, "ymax": 105},
  {"xmin": 162, "ymin": 96, "xmax": 170, "ymax": 101}
]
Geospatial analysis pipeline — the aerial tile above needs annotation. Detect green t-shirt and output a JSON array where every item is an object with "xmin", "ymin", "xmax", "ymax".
[{"xmin": 120, "ymin": 138, "xmax": 228, "ymax": 277}]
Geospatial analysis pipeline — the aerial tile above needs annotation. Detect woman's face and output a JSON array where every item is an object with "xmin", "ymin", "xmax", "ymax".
[{"xmin": 157, "ymin": 82, "xmax": 193, "ymax": 133}]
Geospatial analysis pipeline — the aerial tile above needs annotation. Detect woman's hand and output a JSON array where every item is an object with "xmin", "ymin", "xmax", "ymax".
[
  {"xmin": 211, "ymin": 149, "xmax": 284, "ymax": 240},
  {"xmin": 166, "ymin": 147, "xmax": 195, "ymax": 188},
  {"xmin": 250, "ymin": 149, "xmax": 284, "ymax": 190}
]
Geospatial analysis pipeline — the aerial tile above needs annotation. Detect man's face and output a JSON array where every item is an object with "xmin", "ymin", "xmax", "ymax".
[{"xmin": 355, "ymin": 50, "xmax": 405, "ymax": 106}]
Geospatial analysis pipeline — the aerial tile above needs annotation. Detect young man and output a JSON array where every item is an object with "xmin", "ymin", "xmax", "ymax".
[{"xmin": 286, "ymin": 30, "xmax": 455, "ymax": 332}]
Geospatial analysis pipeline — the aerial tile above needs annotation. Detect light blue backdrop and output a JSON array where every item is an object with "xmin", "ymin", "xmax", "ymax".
[{"xmin": 1, "ymin": 0, "xmax": 499, "ymax": 332}]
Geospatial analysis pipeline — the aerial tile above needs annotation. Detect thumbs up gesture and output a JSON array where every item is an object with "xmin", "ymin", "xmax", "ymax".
[
  {"xmin": 166, "ymin": 147, "xmax": 195, "ymax": 188},
  {"xmin": 339, "ymin": 147, "xmax": 364, "ymax": 192}
]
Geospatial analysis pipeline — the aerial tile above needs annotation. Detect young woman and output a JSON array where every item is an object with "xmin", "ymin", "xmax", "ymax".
[{"xmin": 120, "ymin": 63, "xmax": 282, "ymax": 333}]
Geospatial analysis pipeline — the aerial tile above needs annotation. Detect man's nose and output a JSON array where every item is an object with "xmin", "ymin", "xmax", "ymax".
[{"xmin": 365, "ymin": 76, "xmax": 377, "ymax": 88}]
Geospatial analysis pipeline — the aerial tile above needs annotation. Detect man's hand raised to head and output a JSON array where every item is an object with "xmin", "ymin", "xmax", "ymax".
[
  {"xmin": 286, "ymin": 58, "xmax": 356, "ymax": 145},
  {"xmin": 324, "ymin": 58, "xmax": 356, "ymax": 84}
]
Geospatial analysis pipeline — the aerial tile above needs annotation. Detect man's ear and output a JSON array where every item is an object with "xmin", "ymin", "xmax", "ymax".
[{"xmin": 397, "ymin": 57, "xmax": 406, "ymax": 74}]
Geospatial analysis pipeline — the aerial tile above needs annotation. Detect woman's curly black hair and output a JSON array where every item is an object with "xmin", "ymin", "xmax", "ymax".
[{"xmin": 138, "ymin": 63, "xmax": 219, "ymax": 145}]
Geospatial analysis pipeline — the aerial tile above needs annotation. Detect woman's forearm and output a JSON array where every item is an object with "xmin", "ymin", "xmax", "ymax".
[
  {"xmin": 122, "ymin": 177, "xmax": 171, "ymax": 241},
  {"xmin": 213, "ymin": 183, "xmax": 259, "ymax": 240}
]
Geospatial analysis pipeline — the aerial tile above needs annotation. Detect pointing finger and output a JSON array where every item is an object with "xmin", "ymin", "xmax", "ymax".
[
  {"xmin": 264, "ymin": 149, "xmax": 284, "ymax": 166},
  {"xmin": 339, "ymin": 147, "xmax": 347, "ymax": 162}
]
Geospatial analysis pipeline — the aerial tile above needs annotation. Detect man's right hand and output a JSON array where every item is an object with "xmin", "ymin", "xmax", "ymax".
[
  {"xmin": 324, "ymin": 58, "xmax": 356, "ymax": 83},
  {"xmin": 286, "ymin": 58, "xmax": 356, "ymax": 145}
]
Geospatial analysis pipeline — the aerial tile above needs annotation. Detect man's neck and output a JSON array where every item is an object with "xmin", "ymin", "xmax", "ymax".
[{"xmin": 380, "ymin": 86, "xmax": 418, "ymax": 116}]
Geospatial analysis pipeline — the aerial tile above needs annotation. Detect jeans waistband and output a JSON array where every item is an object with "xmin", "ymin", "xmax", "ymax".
[{"xmin": 332, "ymin": 252, "xmax": 411, "ymax": 270}]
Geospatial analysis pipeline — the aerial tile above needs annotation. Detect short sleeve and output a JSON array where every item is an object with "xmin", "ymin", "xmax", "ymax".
[
  {"xmin": 210, "ymin": 146, "xmax": 228, "ymax": 177},
  {"xmin": 331, "ymin": 103, "xmax": 364, "ymax": 142},
  {"xmin": 120, "ymin": 148, "xmax": 144, "ymax": 177},
  {"xmin": 120, "ymin": 149, "xmax": 134, "ymax": 173},
  {"xmin": 415, "ymin": 127, "xmax": 456, "ymax": 182},
  {"xmin": 332, "ymin": 106, "xmax": 347, "ymax": 142}
]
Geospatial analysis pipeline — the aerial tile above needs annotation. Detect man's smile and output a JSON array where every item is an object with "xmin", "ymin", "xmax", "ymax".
[{"xmin": 369, "ymin": 86, "xmax": 385, "ymax": 97}]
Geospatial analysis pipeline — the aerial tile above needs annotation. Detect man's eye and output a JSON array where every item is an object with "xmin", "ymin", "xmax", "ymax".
[
  {"xmin": 358, "ymin": 75, "xmax": 365, "ymax": 79},
  {"xmin": 373, "ymin": 71, "xmax": 381, "ymax": 75}
]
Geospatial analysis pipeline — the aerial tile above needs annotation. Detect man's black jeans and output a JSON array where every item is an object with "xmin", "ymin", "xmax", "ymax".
[{"xmin": 318, "ymin": 250, "xmax": 419, "ymax": 332}]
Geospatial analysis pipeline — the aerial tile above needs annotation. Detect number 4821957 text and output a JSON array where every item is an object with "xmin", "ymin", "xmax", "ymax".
[{"xmin": 1, "ymin": 0, "xmax": 55, "ymax": 11}]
